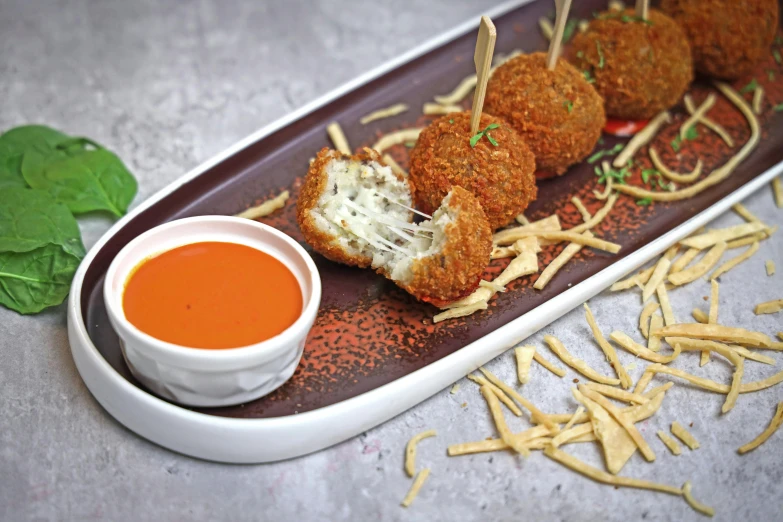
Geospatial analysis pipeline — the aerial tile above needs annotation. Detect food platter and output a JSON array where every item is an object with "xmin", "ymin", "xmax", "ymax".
[{"xmin": 67, "ymin": 0, "xmax": 783, "ymax": 463}]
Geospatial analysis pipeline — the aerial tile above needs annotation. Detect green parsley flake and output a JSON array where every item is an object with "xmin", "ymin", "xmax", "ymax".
[
  {"xmin": 768, "ymin": 70, "xmax": 776, "ymax": 81},
  {"xmin": 641, "ymin": 169, "xmax": 658, "ymax": 184},
  {"xmin": 562, "ymin": 18, "xmax": 579, "ymax": 43},
  {"xmin": 583, "ymin": 69, "xmax": 595, "ymax": 83},
  {"xmin": 596, "ymin": 41, "xmax": 605, "ymax": 68},
  {"xmin": 684, "ymin": 126, "xmax": 698, "ymax": 141},
  {"xmin": 620, "ymin": 14, "xmax": 653, "ymax": 25},
  {"xmin": 404, "ymin": 141, "xmax": 416, "ymax": 148},
  {"xmin": 587, "ymin": 143, "xmax": 623, "ymax": 164},
  {"xmin": 449, "ymin": 119, "xmax": 454, "ymax": 124},
  {"xmin": 740, "ymin": 78, "xmax": 759, "ymax": 94},
  {"xmin": 774, "ymin": 103, "xmax": 783, "ymax": 112},
  {"xmin": 636, "ymin": 197, "xmax": 653, "ymax": 206},
  {"xmin": 564, "ymin": 100, "xmax": 574, "ymax": 113},
  {"xmin": 671, "ymin": 135, "xmax": 682, "ymax": 152},
  {"xmin": 576, "ymin": 50, "xmax": 584, "ymax": 58},
  {"xmin": 774, "ymin": 49, "xmax": 782, "ymax": 64},
  {"xmin": 470, "ymin": 123, "xmax": 500, "ymax": 148}
]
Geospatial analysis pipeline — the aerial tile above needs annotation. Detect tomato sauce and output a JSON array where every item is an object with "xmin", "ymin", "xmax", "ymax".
[{"xmin": 123, "ymin": 242, "xmax": 302, "ymax": 349}]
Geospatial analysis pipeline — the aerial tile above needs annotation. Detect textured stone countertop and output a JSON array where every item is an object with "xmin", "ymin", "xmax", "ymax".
[{"xmin": 1, "ymin": 1, "xmax": 782, "ymax": 520}]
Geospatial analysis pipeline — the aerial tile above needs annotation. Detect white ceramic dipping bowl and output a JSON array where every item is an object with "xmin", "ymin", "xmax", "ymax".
[{"xmin": 104, "ymin": 216, "xmax": 321, "ymax": 408}]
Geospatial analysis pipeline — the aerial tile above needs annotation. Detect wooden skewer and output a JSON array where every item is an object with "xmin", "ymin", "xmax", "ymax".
[
  {"xmin": 470, "ymin": 16, "xmax": 497, "ymax": 135},
  {"xmin": 547, "ymin": 0, "xmax": 573, "ymax": 71},
  {"xmin": 635, "ymin": 0, "xmax": 649, "ymax": 20}
]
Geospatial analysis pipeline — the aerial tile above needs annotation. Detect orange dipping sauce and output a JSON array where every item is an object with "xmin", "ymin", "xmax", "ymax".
[{"xmin": 123, "ymin": 242, "xmax": 302, "ymax": 349}]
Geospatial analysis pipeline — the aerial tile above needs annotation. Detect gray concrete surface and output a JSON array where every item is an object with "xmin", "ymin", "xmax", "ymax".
[{"xmin": 1, "ymin": 0, "xmax": 782, "ymax": 520}]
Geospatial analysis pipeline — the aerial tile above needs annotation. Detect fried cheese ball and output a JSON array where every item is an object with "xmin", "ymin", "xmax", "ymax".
[
  {"xmin": 297, "ymin": 148, "xmax": 492, "ymax": 304},
  {"xmin": 408, "ymin": 112, "xmax": 537, "ymax": 230},
  {"xmin": 485, "ymin": 52, "xmax": 606, "ymax": 177},
  {"xmin": 661, "ymin": 0, "xmax": 779, "ymax": 79},
  {"xmin": 569, "ymin": 8, "xmax": 693, "ymax": 120}
]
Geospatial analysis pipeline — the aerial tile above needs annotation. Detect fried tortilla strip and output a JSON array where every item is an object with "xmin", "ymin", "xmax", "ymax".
[
  {"xmin": 401, "ymin": 468, "xmax": 430, "ymax": 507},
  {"xmin": 634, "ymin": 369, "xmax": 655, "ymax": 395},
  {"xmin": 663, "ymin": 337, "xmax": 741, "ymax": 366},
  {"xmin": 551, "ymin": 421, "xmax": 593, "ymax": 448},
  {"xmin": 649, "ymin": 147, "xmax": 703, "ymax": 184},
  {"xmin": 422, "ymin": 102, "xmax": 461, "ymax": 115},
  {"xmin": 670, "ymin": 247, "xmax": 700, "ymax": 274},
  {"xmin": 644, "ymin": 363, "xmax": 783, "ymax": 394},
  {"xmin": 671, "ymin": 422, "xmax": 700, "ymax": 450},
  {"xmin": 668, "ymin": 242, "xmax": 727, "ymax": 286},
  {"xmin": 563, "ymin": 406, "xmax": 586, "ymax": 432},
  {"xmin": 382, "ymin": 154, "xmax": 407, "ymax": 178},
  {"xmin": 571, "ymin": 197, "xmax": 592, "ymax": 222},
  {"xmin": 544, "ymin": 335, "xmax": 621, "ymax": 385},
  {"xmin": 493, "ymin": 237, "xmax": 540, "ymax": 288},
  {"xmin": 515, "ymin": 346, "xmax": 536, "ymax": 384},
  {"xmin": 509, "ymin": 231, "xmax": 621, "ymax": 254},
  {"xmin": 754, "ymin": 299, "xmax": 783, "ymax": 315},
  {"xmin": 679, "ymin": 93, "xmax": 715, "ymax": 140},
  {"xmin": 573, "ymin": 388, "xmax": 637, "ymax": 474},
  {"xmin": 492, "ymin": 214, "xmax": 562, "ymax": 245},
  {"xmin": 480, "ymin": 385, "xmax": 531, "ymax": 456},
  {"xmin": 405, "ymin": 430, "xmax": 436, "ymax": 477},
  {"xmin": 723, "ymin": 356, "xmax": 744, "ymax": 413},
  {"xmin": 682, "ymin": 481, "xmax": 715, "ymax": 517},
  {"xmin": 710, "ymin": 241, "xmax": 759, "ymax": 280},
  {"xmin": 656, "ymin": 283, "xmax": 676, "ymax": 326},
  {"xmin": 467, "ymin": 374, "xmax": 522, "ymax": 416},
  {"xmin": 737, "ymin": 402, "xmax": 783, "ymax": 454},
  {"xmin": 432, "ymin": 301, "xmax": 488, "ymax": 323},
  {"xmin": 652, "ymin": 323, "xmax": 774, "ymax": 348},
  {"xmin": 235, "ymin": 190, "xmax": 290, "ymax": 220},
  {"xmin": 610, "ymin": 331, "xmax": 681, "ymax": 363},
  {"xmin": 434, "ymin": 74, "xmax": 477, "ymax": 105},
  {"xmin": 657, "ymin": 431, "xmax": 682, "ymax": 456},
  {"xmin": 479, "ymin": 367, "xmax": 558, "ymax": 431},
  {"xmin": 640, "ymin": 302, "xmax": 660, "ymax": 339},
  {"xmin": 533, "ymin": 351, "xmax": 567, "ymax": 378},
  {"xmin": 647, "ymin": 315, "xmax": 663, "ymax": 352},
  {"xmin": 684, "ymin": 93, "xmax": 733, "ymax": 147},
  {"xmin": 326, "ymin": 122, "xmax": 351, "ymax": 154},
  {"xmin": 680, "ymin": 222, "xmax": 766, "ymax": 250},
  {"xmin": 359, "ymin": 103, "xmax": 408, "ymax": 124},
  {"xmin": 774, "ymin": 177, "xmax": 783, "ymax": 208},
  {"xmin": 585, "ymin": 303, "xmax": 633, "ymax": 389},
  {"xmin": 702, "ymin": 279, "xmax": 720, "ymax": 365},
  {"xmin": 614, "ymin": 111, "xmax": 671, "ymax": 168},
  {"xmin": 642, "ymin": 257, "xmax": 671, "ymax": 302},
  {"xmin": 614, "ymin": 82, "xmax": 759, "ymax": 202},
  {"xmin": 535, "ymin": 232, "xmax": 592, "ymax": 290},
  {"xmin": 568, "ymin": 194, "xmax": 618, "ymax": 235},
  {"xmin": 584, "ymin": 383, "xmax": 649, "ymax": 404},
  {"xmin": 446, "ymin": 425, "xmax": 552, "ymax": 456},
  {"xmin": 579, "ymin": 386, "xmax": 656, "ymax": 462},
  {"xmin": 732, "ymin": 203, "xmax": 760, "ymax": 223},
  {"xmin": 611, "ymin": 265, "xmax": 656, "ymax": 291},
  {"xmin": 371, "ymin": 128, "xmax": 423, "ymax": 153},
  {"xmin": 692, "ymin": 308, "xmax": 708, "ymax": 323},
  {"xmin": 543, "ymin": 446, "xmax": 682, "ymax": 496},
  {"xmin": 766, "ymin": 260, "xmax": 776, "ymax": 276}
]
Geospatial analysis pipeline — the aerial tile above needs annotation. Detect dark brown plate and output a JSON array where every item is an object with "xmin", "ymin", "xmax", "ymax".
[{"xmin": 77, "ymin": 0, "xmax": 783, "ymax": 426}]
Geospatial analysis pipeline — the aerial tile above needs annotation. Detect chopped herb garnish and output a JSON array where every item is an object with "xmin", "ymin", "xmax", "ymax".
[
  {"xmin": 774, "ymin": 49, "xmax": 782, "ymax": 64},
  {"xmin": 588, "ymin": 143, "xmax": 624, "ymax": 164},
  {"xmin": 583, "ymin": 69, "xmax": 595, "ymax": 83},
  {"xmin": 620, "ymin": 14, "xmax": 653, "ymax": 25},
  {"xmin": 636, "ymin": 197, "xmax": 653, "ymax": 206},
  {"xmin": 740, "ymin": 78, "xmax": 759, "ymax": 94},
  {"xmin": 776, "ymin": 35, "xmax": 783, "ymax": 46},
  {"xmin": 671, "ymin": 135, "xmax": 682, "ymax": 152},
  {"xmin": 597, "ymin": 162, "xmax": 633, "ymax": 185},
  {"xmin": 470, "ymin": 123, "xmax": 500, "ymax": 148},
  {"xmin": 768, "ymin": 70, "xmax": 776, "ymax": 81},
  {"xmin": 598, "ymin": 137, "xmax": 605, "ymax": 145},
  {"xmin": 449, "ymin": 119, "xmax": 454, "ymax": 124},
  {"xmin": 774, "ymin": 103, "xmax": 783, "ymax": 112},
  {"xmin": 404, "ymin": 141, "xmax": 416, "ymax": 148},
  {"xmin": 564, "ymin": 100, "xmax": 574, "ymax": 113},
  {"xmin": 594, "ymin": 165, "xmax": 603, "ymax": 176},
  {"xmin": 576, "ymin": 50, "xmax": 584, "ymax": 58},
  {"xmin": 684, "ymin": 126, "xmax": 698, "ymax": 141},
  {"xmin": 596, "ymin": 41, "xmax": 605, "ymax": 68},
  {"xmin": 562, "ymin": 18, "xmax": 579, "ymax": 43},
  {"xmin": 641, "ymin": 168, "xmax": 658, "ymax": 184}
]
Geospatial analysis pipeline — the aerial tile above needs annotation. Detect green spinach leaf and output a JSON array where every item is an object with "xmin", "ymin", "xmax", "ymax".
[
  {"xmin": 22, "ymin": 148, "xmax": 137, "ymax": 217},
  {"xmin": 0, "ymin": 150, "xmax": 26, "ymax": 189},
  {"xmin": 0, "ymin": 187, "xmax": 85, "ymax": 259},
  {"xmin": 0, "ymin": 125, "xmax": 71, "ymax": 153},
  {"xmin": 0, "ymin": 244, "xmax": 80, "ymax": 314}
]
